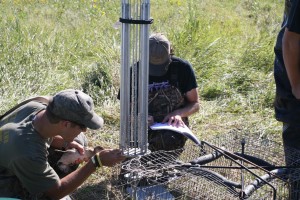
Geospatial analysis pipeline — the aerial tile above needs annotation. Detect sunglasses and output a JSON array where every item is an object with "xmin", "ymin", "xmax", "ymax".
[
  {"xmin": 68, "ymin": 120, "xmax": 87, "ymax": 130},
  {"xmin": 77, "ymin": 123, "xmax": 87, "ymax": 130}
]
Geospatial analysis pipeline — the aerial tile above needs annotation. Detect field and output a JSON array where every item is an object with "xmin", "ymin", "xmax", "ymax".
[{"xmin": 0, "ymin": 0, "xmax": 285, "ymax": 199}]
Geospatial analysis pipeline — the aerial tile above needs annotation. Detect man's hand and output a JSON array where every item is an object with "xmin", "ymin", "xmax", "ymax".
[
  {"xmin": 98, "ymin": 149, "xmax": 126, "ymax": 167},
  {"xmin": 65, "ymin": 141, "xmax": 85, "ymax": 155},
  {"xmin": 161, "ymin": 88, "xmax": 199, "ymax": 127},
  {"xmin": 162, "ymin": 114, "xmax": 185, "ymax": 127},
  {"xmin": 51, "ymin": 136, "xmax": 86, "ymax": 155}
]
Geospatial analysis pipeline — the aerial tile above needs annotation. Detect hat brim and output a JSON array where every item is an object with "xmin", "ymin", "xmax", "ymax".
[
  {"xmin": 149, "ymin": 60, "xmax": 170, "ymax": 76},
  {"xmin": 84, "ymin": 113, "xmax": 104, "ymax": 130}
]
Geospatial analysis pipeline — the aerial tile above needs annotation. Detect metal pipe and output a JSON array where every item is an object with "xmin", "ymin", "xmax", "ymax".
[{"xmin": 120, "ymin": 0, "xmax": 151, "ymax": 157}]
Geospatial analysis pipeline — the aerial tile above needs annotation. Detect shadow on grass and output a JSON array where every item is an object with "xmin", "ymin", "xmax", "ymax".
[{"xmin": 71, "ymin": 180, "xmax": 120, "ymax": 200}]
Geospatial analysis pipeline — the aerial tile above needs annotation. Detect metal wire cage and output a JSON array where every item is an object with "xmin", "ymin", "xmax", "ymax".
[{"xmin": 109, "ymin": 131, "xmax": 300, "ymax": 199}]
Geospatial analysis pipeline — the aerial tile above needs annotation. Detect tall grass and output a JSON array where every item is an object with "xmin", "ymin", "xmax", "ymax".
[
  {"xmin": 0, "ymin": 0, "xmax": 284, "ymax": 198},
  {"xmin": 0, "ymin": 0, "xmax": 121, "ymax": 109},
  {"xmin": 0, "ymin": 0, "xmax": 284, "ymax": 154},
  {"xmin": 0, "ymin": 0, "xmax": 285, "ymax": 146}
]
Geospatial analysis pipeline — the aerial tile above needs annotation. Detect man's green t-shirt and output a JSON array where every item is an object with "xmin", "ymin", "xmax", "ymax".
[{"xmin": 0, "ymin": 101, "xmax": 59, "ymax": 198}]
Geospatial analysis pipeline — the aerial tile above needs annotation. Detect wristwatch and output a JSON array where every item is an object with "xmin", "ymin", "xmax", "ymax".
[
  {"xmin": 91, "ymin": 154, "xmax": 102, "ymax": 168},
  {"xmin": 91, "ymin": 155, "xmax": 98, "ymax": 168}
]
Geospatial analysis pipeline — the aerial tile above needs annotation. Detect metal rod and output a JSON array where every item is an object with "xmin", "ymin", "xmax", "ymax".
[
  {"xmin": 196, "ymin": 165, "xmax": 292, "ymax": 170},
  {"xmin": 241, "ymin": 138, "xmax": 246, "ymax": 191},
  {"xmin": 202, "ymin": 141, "xmax": 279, "ymax": 200}
]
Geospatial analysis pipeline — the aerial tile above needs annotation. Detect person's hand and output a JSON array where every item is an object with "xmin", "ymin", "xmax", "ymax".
[
  {"xmin": 162, "ymin": 114, "xmax": 185, "ymax": 127},
  {"xmin": 148, "ymin": 115, "xmax": 154, "ymax": 126},
  {"xmin": 65, "ymin": 141, "xmax": 85, "ymax": 155},
  {"xmin": 98, "ymin": 149, "xmax": 126, "ymax": 167},
  {"xmin": 58, "ymin": 147, "xmax": 95, "ymax": 166},
  {"xmin": 70, "ymin": 146, "xmax": 104, "ymax": 165},
  {"xmin": 93, "ymin": 145, "xmax": 105, "ymax": 153},
  {"xmin": 292, "ymin": 84, "xmax": 300, "ymax": 100}
]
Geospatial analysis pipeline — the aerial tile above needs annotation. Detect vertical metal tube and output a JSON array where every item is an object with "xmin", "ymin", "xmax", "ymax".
[
  {"xmin": 120, "ymin": 2, "xmax": 130, "ymax": 151},
  {"xmin": 120, "ymin": 0, "xmax": 151, "ymax": 156},
  {"xmin": 138, "ymin": 1, "xmax": 150, "ymax": 154}
]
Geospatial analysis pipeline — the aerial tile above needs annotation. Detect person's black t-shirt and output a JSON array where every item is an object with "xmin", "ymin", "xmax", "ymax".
[
  {"xmin": 117, "ymin": 56, "xmax": 198, "ymax": 99},
  {"xmin": 287, "ymin": 0, "xmax": 300, "ymax": 33},
  {"xmin": 149, "ymin": 56, "xmax": 197, "ymax": 95}
]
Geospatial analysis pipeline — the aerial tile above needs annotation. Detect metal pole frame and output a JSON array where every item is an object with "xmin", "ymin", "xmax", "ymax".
[{"xmin": 120, "ymin": 0, "xmax": 152, "ymax": 157}]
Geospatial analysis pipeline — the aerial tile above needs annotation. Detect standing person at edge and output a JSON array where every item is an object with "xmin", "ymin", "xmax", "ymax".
[
  {"xmin": 273, "ymin": 0, "xmax": 300, "ymax": 199},
  {"xmin": 147, "ymin": 33, "xmax": 200, "ymax": 151},
  {"xmin": 0, "ymin": 89, "xmax": 125, "ymax": 199}
]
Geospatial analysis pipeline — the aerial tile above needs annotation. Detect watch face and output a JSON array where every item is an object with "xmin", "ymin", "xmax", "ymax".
[{"xmin": 91, "ymin": 155, "xmax": 97, "ymax": 167}]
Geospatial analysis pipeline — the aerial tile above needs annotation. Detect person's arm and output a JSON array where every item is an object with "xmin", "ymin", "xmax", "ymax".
[
  {"xmin": 162, "ymin": 88, "xmax": 200, "ymax": 126},
  {"xmin": 43, "ymin": 149, "xmax": 125, "ymax": 199},
  {"xmin": 283, "ymin": 27, "xmax": 300, "ymax": 99}
]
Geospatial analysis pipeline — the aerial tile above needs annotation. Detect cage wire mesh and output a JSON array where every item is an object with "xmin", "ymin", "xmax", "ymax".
[{"xmin": 109, "ymin": 130, "xmax": 300, "ymax": 199}]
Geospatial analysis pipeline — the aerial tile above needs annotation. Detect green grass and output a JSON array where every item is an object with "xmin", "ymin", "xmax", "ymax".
[{"xmin": 0, "ymin": 0, "xmax": 285, "ymax": 199}]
